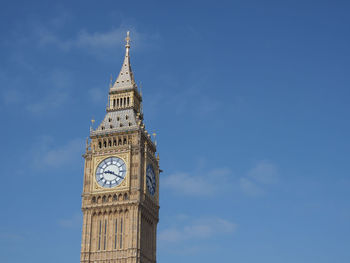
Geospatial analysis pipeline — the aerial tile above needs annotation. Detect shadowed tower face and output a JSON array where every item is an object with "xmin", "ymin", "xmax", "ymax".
[{"xmin": 80, "ymin": 31, "xmax": 160, "ymax": 263}]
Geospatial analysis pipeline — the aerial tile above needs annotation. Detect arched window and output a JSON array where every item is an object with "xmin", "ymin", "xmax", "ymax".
[
  {"xmin": 108, "ymin": 140, "xmax": 112, "ymax": 147},
  {"xmin": 99, "ymin": 141, "xmax": 102, "ymax": 148},
  {"xmin": 123, "ymin": 138, "xmax": 127, "ymax": 145},
  {"xmin": 113, "ymin": 99, "xmax": 116, "ymax": 107},
  {"xmin": 113, "ymin": 139, "xmax": 117, "ymax": 146},
  {"xmin": 98, "ymin": 220, "xmax": 102, "ymax": 250},
  {"xmin": 103, "ymin": 141, "xmax": 107, "ymax": 147},
  {"xmin": 118, "ymin": 138, "xmax": 122, "ymax": 145}
]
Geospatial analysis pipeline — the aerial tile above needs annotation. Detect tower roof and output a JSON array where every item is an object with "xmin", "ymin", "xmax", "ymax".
[{"xmin": 110, "ymin": 31, "xmax": 136, "ymax": 92}]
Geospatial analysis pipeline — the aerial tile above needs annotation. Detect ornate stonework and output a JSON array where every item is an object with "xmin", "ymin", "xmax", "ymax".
[{"xmin": 80, "ymin": 31, "xmax": 160, "ymax": 263}]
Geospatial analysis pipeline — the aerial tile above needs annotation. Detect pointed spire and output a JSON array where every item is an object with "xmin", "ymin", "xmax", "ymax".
[{"xmin": 110, "ymin": 31, "xmax": 136, "ymax": 92}]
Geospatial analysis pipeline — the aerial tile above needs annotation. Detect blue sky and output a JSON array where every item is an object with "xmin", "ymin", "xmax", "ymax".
[{"xmin": 1, "ymin": 0, "xmax": 349, "ymax": 262}]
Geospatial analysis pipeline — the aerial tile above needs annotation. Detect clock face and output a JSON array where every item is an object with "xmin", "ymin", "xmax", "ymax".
[
  {"xmin": 146, "ymin": 164, "xmax": 156, "ymax": 196},
  {"xmin": 95, "ymin": 157, "xmax": 127, "ymax": 188}
]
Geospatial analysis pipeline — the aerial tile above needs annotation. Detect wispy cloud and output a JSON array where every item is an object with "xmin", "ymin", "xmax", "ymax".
[
  {"xmin": 31, "ymin": 136, "xmax": 84, "ymax": 170},
  {"xmin": 38, "ymin": 27, "xmax": 129, "ymax": 51},
  {"xmin": 1, "ymin": 68, "xmax": 73, "ymax": 115},
  {"xmin": 162, "ymin": 168, "xmax": 232, "ymax": 196},
  {"xmin": 26, "ymin": 69, "xmax": 73, "ymax": 114},
  {"xmin": 58, "ymin": 213, "xmax": 82, "ymax": 228},
  {"xmin": 159, "ymin": 215, "xmax": 236, "ymax": 242},
  {"xmin": 0, "ymin": 233, "xmax": 25, "ymax": 242},
  {"xmin": 36, "ymin": 22, "xmax": 160, "ymax": 58},
  {"xmin": 88, "ymin": 87, "xmax": 108, "ymax": 104},
  {"xmin": 163, "ymin": 160, "xmax": 279, "ymax": 197},
  {"xmin": 239, "ymin": 160, "xmax": 279, "ymax": 197}
]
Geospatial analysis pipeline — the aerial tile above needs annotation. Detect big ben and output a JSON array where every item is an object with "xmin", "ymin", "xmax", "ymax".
[{"xmin": 80, "ymin": 32, "xmax": 160, "ymax": 263}]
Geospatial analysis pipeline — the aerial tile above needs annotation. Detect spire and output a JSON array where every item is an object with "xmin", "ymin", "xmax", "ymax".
[{"xmin": 110, "ymin": 31, "xmax": 136, "ymax": 92}]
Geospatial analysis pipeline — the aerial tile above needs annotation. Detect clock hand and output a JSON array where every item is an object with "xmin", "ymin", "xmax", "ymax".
[
  {"xmin": 105, "ymin": 170, "xmax": 124, "ymax": 179},
  {"xmin": 105, "ymin": 170, "xmax": 117, "ymax": 175}
]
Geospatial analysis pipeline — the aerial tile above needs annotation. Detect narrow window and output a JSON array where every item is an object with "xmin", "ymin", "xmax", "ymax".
[
  {"xmin": 127, "ymin": 97, "xmax": 130, "ymax": 106},
  {"xmin": 108, "ymin": 140, "xmax": 112, "ymax": 147},
  {"xmin": 125, "ymin": 115, "xmax": 129, "ymax": 120},
  {"xmin": 98, "ymin": 141, "xmax": 102, "ymax": 148},
  {"xmin": 124, "ymin": 97, "xmax": 126, "ymax": 106},
  {"xmin": 120, "ymin": 218, "xmax": 123, "ymax": 248},
  {"xmin": 117, "ymin": 98, "xmax": 119, "ymax": 107},
  {"xmin": 104, "ymin": 219, "xmax": 107, "ymax": 250},
  {"xmin": 123, "ymin": 138, "xmax": 127, "ymax": 145},
  {"xmin": 114, "ymin": 219, "xmax": 118, "ymax": 249},
  {"xmin": 103, "ymin": 141, "xmax": 107, "ymax": 147},
  {"xmin": 113, "ymin": 99, "xmax": 116, "ymax": 107},
  {"xmin": 113, "ymin": 139, "xmax": 117, "ymax": 146},
  {"xmin": 98, "ymin": 220, "xmax": 102, "ymax": 250},
  {"xmin": 118, "ymin": 139, "xmax": 122, "ymax": 145}
]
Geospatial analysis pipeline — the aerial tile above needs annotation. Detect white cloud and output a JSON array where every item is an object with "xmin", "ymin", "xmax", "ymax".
[
  {"xmin": 1, "ymin": 68, "xmax": 73, "ymax": 114},
  {"xmin": 36, "ymin": 24, "xmax": 159, "ymax": 57},
  {"xmin": 239, "ymin": 177, "xmax": 264, "ymax": 197},
  {"xmin": 88, "ymin": 87, "xmax": 107, "ymax": 104},
  {"xmin": 162, "ymin": 168, "xmax": 231, "ymax": 196},
  {"xmin": 0, "ymin": 233, "xmax": 25, "ymax": 242},
  {"xmin": 240, "ymin": 160, "xmax": 279, "ymax": 196},
  {"xmin": 26, "ymin": 90, "xmax": 69, "ymax": 114},
  {"xmin": 163, "ymin": 161, "xmax": 278, "ymax": 198},
  {"xmin": 247, "ymin": 160, "xmax": 279, "ymax": 184},
  {"xmin": 58, "ymin": 213, "xmax": 82, "ymax": 228},
  {"xmin": 159, "ymin": 216, "xmax": 236, "ymax": 242},
  {"xmin": 32, "ymin": 136, "xmax": 84, "ymax": 170},
  {"xmin": 25, "ymin": 69, "xmax": 73, "ymax": 114},
  {"xmin": 38, "ymin": 27, "xmax": 129, "ymax": 51}
]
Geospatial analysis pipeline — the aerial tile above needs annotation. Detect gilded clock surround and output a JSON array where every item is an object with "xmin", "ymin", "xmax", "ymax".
[
  {"xmin": 93, "ymin": 153, "xmax": 130, "ymax": 191},
  {"xmin": 80, "ymin": 32, "xmax": 160, "ymax": 263}
]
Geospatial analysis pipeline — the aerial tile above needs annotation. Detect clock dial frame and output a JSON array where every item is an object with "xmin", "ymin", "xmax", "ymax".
[
  {"xmin": 95, "ymin": 157, "xmax": 127, "ymax": 188},
  {"xmin": 146, "ymin": 164, "xmax": 156, "ymax": 196}
]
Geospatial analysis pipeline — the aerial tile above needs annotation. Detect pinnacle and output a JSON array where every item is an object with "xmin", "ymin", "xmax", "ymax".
[{"xmin": 110, "ymin": 31, "xmax": 136, "ymax": 92}]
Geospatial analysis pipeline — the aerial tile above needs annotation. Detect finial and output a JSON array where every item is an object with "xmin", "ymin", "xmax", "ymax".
[
  {"xmin": 125, "ymin": 31, "xmax": 130, "ymax": 48},
  {"xmin": 90, "ymin": 118, "xmax": 95, "ymax": 132},
  {"xmin": 153, "ymin": 132, "xmax": 157, "ymax": 146}
]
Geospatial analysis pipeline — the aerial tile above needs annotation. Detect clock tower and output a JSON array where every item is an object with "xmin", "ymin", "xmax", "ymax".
[{"xmin": 80, "ymin": 32, "xmax": 160, "ymax": 263}]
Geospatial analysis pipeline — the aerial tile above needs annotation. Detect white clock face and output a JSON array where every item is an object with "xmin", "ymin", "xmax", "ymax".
[
  {"xmin": 95, "ymin": 157, "xmax": 126, "ymax": 188},
  {"xmin": 146, "ymin": 164, "xmax": 156, "ymax": 196}
]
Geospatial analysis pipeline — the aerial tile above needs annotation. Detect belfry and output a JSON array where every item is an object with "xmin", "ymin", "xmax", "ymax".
[{"xmin": 80, "ymin": 31, "xmax": 160, "ymax": 263}]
